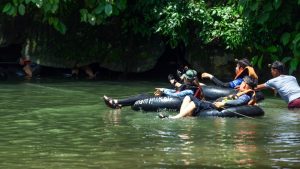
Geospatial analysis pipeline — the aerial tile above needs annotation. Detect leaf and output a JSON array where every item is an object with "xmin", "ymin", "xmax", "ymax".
[
  {"xmin": 88, "ymin": 14, "xmax": 96, "ymax": 25},
  {"xmin": 117, "ymin": 0, "xmax": 127, "ymax": 10},
  {"xmin": 80, "ymin": 9, "xmax": 88, "ymax": 22},
  {"xmin": 18, "ymin": 4, "xmax": 26, "ymax": 16},
  {"xmin": 271, "ymin": 54, "xmax": 279, "ymax": 61},
  {"xmin": 251, "ymin": 55, "xmax": 259, "ymax": 66},
  {"xmin": 292, "ymin": 33, "xmax": 300, "ymax": 57},
  {"xmin": 289, "ymin": 58, "xmax": 299, "ymax": 74},
  {"xmin": 2, "ymin": 3, "xmax": 12, "ymax": 13},
  {"xmin": 264, "ymin": 2, "xmax": 273, "ymax": 12},
  {"xmin": 258, "ymin": 55, "xmax": 263, "ymax": 69},
  {"xmin": 105, "ymin": 4, "xmax": 112, "ymax": 16},
  {"xmin": 25, "ymin": 0, "xmax": 31, "ymax": 4},
  {"xmin": 281, "ymin": 32, "xmax": 290, "ymax": 46},
  {"xmin": 267, "ymin": 45, "xmax": 278, "ymax": 53},
  {"xmin": 273, "ymin": 0, "xmax": 281, "ymax": 10},
  {"xmin": 7, "ymin": 6, "xmax": 17, "ymax": 16},
  {"xmin": 281, "ymin": 57, "xmax": 292, "ymax": 63},
  {"xmin": 12, "ymin": 0, "xmax": 18, "ymax": 6},
  {"xmin": 95, "ymin": 4, "xmax": 104, "ymax": 14},
  {"xmin": 257, "ymin": 12, "xmax": 270, "ymax": 24},
  {"xmin": 55, "ymin": 21, "xmax": 67, "ymax": 34},
  {"xmin": 250, "ymin": 1, "xmax": 259, "ymax": 11}
]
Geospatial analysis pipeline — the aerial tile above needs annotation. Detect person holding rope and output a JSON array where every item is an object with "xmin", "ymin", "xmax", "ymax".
[
  {"xmin": 255, "ymin": 61, "xmax": 300, "ymax": 109},
  {"xmin": 159, "ymin": 76, "xmax": 257, "ymax": 119}
]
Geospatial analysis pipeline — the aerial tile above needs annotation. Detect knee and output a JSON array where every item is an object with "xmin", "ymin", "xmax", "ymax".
[{"xmin": 183, "ymin": 96, "xmax": 191, "ymax": 102}]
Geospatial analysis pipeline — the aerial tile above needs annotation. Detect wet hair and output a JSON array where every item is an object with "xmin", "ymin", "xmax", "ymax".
[
  {"xmin": 268, "ymin": 61, "xmax": 285, "ymax": 73},
  {"xmin": 235, "ymin": 58, "xmax": 251, "ymax": 68},
  {"xmin": 243, "ymin": 76, "xmax": 258, "ymax": 89}
]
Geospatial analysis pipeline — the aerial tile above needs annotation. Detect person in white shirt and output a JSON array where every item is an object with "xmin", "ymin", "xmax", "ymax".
[{"xmin": 255, "ymin": 61, "xmax": 300, "ymax": 109}]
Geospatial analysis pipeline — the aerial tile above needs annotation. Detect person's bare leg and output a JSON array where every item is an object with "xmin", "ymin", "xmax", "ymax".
[
  {"xmin": 179, "ymin": 96, "xmax": 191, "ymax": 112},
  {"xmin": 170, "ymin": 102, "xmax": 196, "ymax": 119},
  {"xmin": 23, "ymin": 65, "xmax": 32, "ymax": 79}
]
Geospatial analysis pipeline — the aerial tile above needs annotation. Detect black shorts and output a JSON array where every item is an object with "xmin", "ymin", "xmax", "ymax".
[{"xmin": 189, "ymin": 96, "xmax": 215, "ymax": 116}]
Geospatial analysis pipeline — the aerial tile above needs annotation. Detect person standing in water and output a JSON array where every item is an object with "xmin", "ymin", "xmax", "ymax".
[{"xmin": 255, "ymin": 61, "xmax": 300, "ymax": 109}]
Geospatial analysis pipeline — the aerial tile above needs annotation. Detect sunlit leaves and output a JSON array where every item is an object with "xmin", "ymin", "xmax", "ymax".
[
  {"xmin": 2, "ymin": 3, "xmax": 13, "ymax": 13},
  {"xmin": 18, "ymin": 4, "xmax": 25, "ymax": 16},
  {"xmin": 281, "ymin": 33, "xmax": 291, "ymax": 46},
  {"xmin": 48, "ymin": 17, "xmax": 67, "ymax": 34},
  {"xmin": 2, "ymin": 3, "xmax": 17, "ymax": 16},
  {"xmin": 273, "ymin": 0, "xmax": 281, "ymax": 10},
  {"xmin": 104, "ymin": 4, "xmax": 112, "ymax": 16}
]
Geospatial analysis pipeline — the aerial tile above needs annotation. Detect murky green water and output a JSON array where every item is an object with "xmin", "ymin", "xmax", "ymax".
[{"xmin": 0, "ymin": 79, "xmax": 299, "ymax": 169}]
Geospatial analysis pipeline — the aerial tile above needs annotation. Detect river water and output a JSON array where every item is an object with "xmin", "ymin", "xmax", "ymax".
[{"xmin": 0, "ymin": 79, "xmax": 299, "ymax": 168}]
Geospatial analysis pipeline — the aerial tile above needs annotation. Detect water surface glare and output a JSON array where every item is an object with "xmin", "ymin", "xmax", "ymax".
[{"xmin": 0, "ymin": 80, "xmax": 299, "ymax": 168}]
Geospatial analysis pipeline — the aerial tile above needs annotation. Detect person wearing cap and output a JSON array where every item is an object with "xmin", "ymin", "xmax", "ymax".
[
  {"xmin": 255, "ymin": 61, "xmax": 300, "ymax": 108},
  {"xmin": 103, "ymin": 69, "xmax": 202, "ymax": 109},
  {"xmin": 168, "ymin": 69, "xmax": 200, "ymax": 88},
  {"xmin": 159, "ymin": 76, "xmax": 258, "ymax": 119},
  {"xmin": 167, "ymin": 69, "xmax": 205, "ymax": 99},
  {"xmin": 201, "ymin": 58, "xmax": 258, "ymax": 88}
]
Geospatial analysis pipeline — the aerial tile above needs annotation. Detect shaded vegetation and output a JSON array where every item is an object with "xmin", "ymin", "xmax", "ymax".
[{"xmin": 0, "ymin": 0, "xmax": 299, "ymax": 73}]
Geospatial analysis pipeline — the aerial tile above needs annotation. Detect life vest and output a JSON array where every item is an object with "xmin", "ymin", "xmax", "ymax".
[
  {"xmin": 194, "ymin": 86, "xmax": 204, "ymax": 100},
  {"xmin": 178, "ymin": 84, "xmax": 204, "ymax": 100},
  {"xmin": 234, "ymin": 66, "xmax": 258, "ymax": 80},
  {"xmin": 236, "ymin": 89, "xmax": 256, "ymax": 105}
]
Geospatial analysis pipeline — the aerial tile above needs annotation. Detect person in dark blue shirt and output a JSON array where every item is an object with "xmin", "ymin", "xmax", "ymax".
[{"xmin": 201, "ymin": 58, "xmax": 258, "ymax": 89}]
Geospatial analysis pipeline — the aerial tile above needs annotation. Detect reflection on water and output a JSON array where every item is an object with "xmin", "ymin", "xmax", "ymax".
[{"xmin": 0, "ymin": 80, "xmax": 299, "ymax": 168}]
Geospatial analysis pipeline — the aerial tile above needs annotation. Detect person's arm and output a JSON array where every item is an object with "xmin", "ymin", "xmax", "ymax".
[
  {"xmin": 224, "ymin": 94, "xmax": 251, "ymax": 107},
  {"xmin": 201, "ymin": 72, "xmax": 231, "ymax": 87},
  {"xmin": 255, "ymin": 83, "xmax": 278, "ymax": 96},
  {"xmin": 211, "ymin": 77, "xmax": 231, "ymax": 88},
  {"xmin": 255, "ymin": 83, "xmax": 268, "ymax": 91},
  {"xmin": 162, "ymin": 88, "xmax": 194, "ymax": 98}
]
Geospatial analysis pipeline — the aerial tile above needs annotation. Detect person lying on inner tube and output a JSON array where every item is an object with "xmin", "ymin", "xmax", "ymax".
[
  {"xmin": 103, "ymin": 69, "xmax": 204, "ymax": 109},
  {"xmin": 255, "ymin": 61, "xmax": 300, "ymax": 109},
  {"xmin": 159, "ymin": 76, "xmax": 257, "ymax": 119},
  {"xmin": 164, "ymin": 69, "xmax": 204, "ymax": 97},
  {"xmin": 201, "ymin": 58, "xmax": 258, "ymax": 89},
  {"xmin": 170, "ymin": 66, "xmax": 205, "ymax": 88}
]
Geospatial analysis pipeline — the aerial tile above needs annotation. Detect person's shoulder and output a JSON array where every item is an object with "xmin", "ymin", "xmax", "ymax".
[{"xmin": 280, "ymin": 75, "xmax": 296, "ymax": 80}]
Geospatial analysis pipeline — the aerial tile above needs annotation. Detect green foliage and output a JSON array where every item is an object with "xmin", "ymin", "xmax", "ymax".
[
  {"xmin": 1, "ymin": 0, "xmax": 252, "ymax": 50},
  {"xmin": 0, "ymin": 0, "xmax": 298, "ymax": 74},
  {"xmin": 152, "ymin": 1, "xmax": 249, "ymax": 49},
  {"xmin": 79, "ymin": 0, "xmax": 126, "ymax": 25},
  {"xmin": 240, "ymin": 0, "xmax": 300, "ymax": 74}
]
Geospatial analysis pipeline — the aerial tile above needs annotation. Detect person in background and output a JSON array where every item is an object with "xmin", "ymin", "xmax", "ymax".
[
  {"xmin": 255, "ymin": 61, "xmax": 300, "ymax": 109},
  {"xmin": 159, "ymin": 76, "xmax": 257, "ymax": 119},
  {"xmin": 19, "ymin": 57, "xmax": 33, "ymax": 79},
  {"xmin": 72, "ymin": 63, "xmax": 96, "ymax": 79},
  {"xmin": 201, "ymin": 58, "xmax": 258, "ymax": 89}
]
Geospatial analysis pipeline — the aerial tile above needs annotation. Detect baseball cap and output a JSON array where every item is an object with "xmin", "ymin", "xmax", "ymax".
[{"xmin": 182, "ymin": 69, "xmax": 197, "ymax": 80}]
